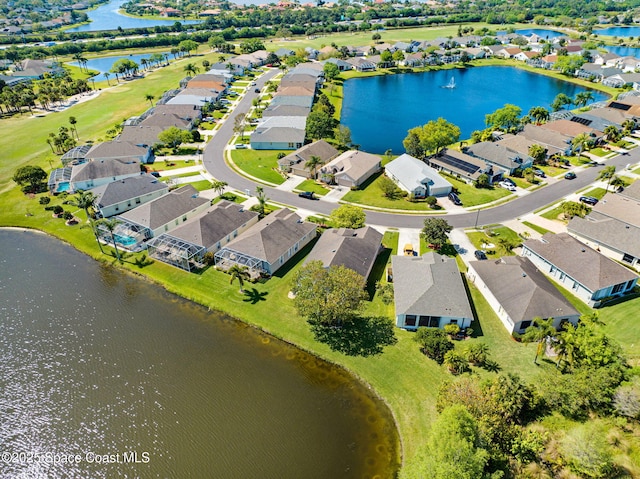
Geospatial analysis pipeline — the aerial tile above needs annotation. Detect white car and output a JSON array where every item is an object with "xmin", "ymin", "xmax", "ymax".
[{"xmin": 499, "ymin": 181, "xmax": 516, "ymax": 192}]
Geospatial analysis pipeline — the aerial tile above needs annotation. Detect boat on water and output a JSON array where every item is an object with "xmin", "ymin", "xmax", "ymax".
[{"xmin": 442, "ymin": 77, "xmax": 456, "ymax": 89}]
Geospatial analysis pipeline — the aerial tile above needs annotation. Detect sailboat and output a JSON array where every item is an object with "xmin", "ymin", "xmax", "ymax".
[{"xmin": 442, "ymin": 76, "xmax": 456, "ymax": 89}]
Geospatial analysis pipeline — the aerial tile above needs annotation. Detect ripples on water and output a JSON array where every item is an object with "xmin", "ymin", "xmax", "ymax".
[{"xmin": 0, "ymin": 231, "xmax": 399, "ymax": 478}]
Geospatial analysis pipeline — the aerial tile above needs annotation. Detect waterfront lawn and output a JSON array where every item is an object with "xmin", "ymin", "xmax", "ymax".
[
  {"xmin": 230, "ymin": 149, "xmax": 287, "ymax": 185},
  {"xmin": 445, "ymin": 175, "xmax": 512, "ymax": 207},
  {"xmin": 295, "ymin": 180, "xmax": 330, "ymax": 196}
]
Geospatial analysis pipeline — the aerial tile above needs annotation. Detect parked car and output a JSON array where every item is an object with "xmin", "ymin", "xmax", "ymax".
[
  {"xmin": 448, "ymin": 191, "xmax": 462, "ymax": 206},
  {"xmin": 501, "ymin": 177, "xmax": 516, "ymax": 187},
  {"xmin": 235, "ymin": 144, "xmax": 248, "ymax": 149},
  {"xmin": 250, "ymin": 82, "xmax": 257, "ymax": 86},
  {"xmin": 579, "ymin": 196, "xmax": 598, "ymax": 206},
  {"xmin": 564, "ymin": 171, "xmax": 577, "ymax": 180},
  {"xmin": 474, "ymin": 250, "xmax": 488, "ymax": 260},
  {"xmin": 254, "ymin": 88, "xmax": 260, "ymax": 93},
  {"xmin": 403, "ymin": 244, "xmax": 415, "ymax": 256},
  {"xmin": 298, "ymin": 191, "xmax": 316, "ymax": 200},
  {"xmin": 534, "ymin": 169, "xmax": 546, "ymax": 178},
  {"xmin": 499, "ymin": 181, "xmax": 516, "ymax": 192}
]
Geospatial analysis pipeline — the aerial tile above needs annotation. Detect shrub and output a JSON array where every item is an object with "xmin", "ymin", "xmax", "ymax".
[
  {"xmin": 414, "ymin": 327, "xmax": 453, "ymax": 364},
  {"xmin": 62, "ymin": 211, "xmax": 73, "ymax": 220},
  {"xmin": 52, "ymin": 205, "xmax": 63, "ymax": 216},
  {"xmin": 39, "ymin": 196, "xmax": 51, "ymax": 205}
]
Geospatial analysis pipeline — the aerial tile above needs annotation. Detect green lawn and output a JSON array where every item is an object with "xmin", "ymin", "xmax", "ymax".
[
  {"xmin": 230, "ymin": 149, "xmax": 287, "ymax": 185},
  {"xmin": 189, "ymin": 180, "xmax": 214, "ymax": 191},
  {"xmin": 522, "ymin": 221, "xmax": 552, "ymax": 236},
  {"xmin": 295, "ymin": 180, "xmax": 330, "ymax": 196},
  {"xmin": 445, "ymin": 175, "xmax": 512, "ymax": 207},
  {"xmin": 508, "ymin": 176, "xmax": 539, "ymax": 189},
  {"xmin": 466, "ymin": 225, "xmax": 521, "ymax": 258},
  {"xmin": 633, "ymin": 167, "xmax": 640, "ymax": 175},
  {"xmin": 342, "ymin": 173, "xmax": 437, "ymax": 211},
  {"xmin": 382, "ymin": 230, "xmax": 399, "ymax": 256},
  {"xmin": 151, "ymin": 159, "xmax": 199, "ymax": 171},
  {"xmin": 541, "ymin": 204, "xmax": 567, "ymax": 222},
  {"xmin": 567, "ymin": 154, "xmax": 593, "ymax": 167},
  {"xmin": 585, "ymin": 187, "xmax": 609, "ymax": 200},
  {"xmin": 539, "ymin": 164, "xmax": 567, "ymax": 178},
  {"xmin": 590, "ymin": 147, "xmax": 611, "ymax": 157}
]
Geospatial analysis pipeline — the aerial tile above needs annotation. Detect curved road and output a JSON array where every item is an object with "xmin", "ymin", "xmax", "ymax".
[{"xmin": 204, "ymin": 68, "xmax": 639, "ymax": 228}]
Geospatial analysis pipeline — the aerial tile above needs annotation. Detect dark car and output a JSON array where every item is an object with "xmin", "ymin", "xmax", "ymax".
[
  {"xmin": 534, "ymin": 168, "xmax": 546, "ymax": 178},
  {"xmin": 448, "ymin": 191, "xmax": 462, "ymax": 206},
  {"xmin": 298, "ymin": 191, "xmax": 316, "ymax": 200},
  {"xmin": 564, "ymin": 172, "xmax": 577, "ymax": 180},
  {"xmin": 579, "ymin": 196, "xmax": 598, "ymax": 206},
  {"xmin": 254, "ymin": 88, "xmax": 260, "ymax": 93},
  {"xmin": 474, "ymin": 250, "xmax": 488, "ymax": 260},
  {"xmin": 150, "ymin": 171, "xmax": 161, "ymax": 178}
]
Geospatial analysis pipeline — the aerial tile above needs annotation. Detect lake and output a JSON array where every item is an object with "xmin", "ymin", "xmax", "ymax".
[
  {"xmin": 605, "ymin": 45, "xmax": 640, "ymax": 58},
  {"xmin": 497, "ymin": 28, "xmax": 565, "ymax": 39},
  {"xmin": 340, "ymin": 66, "xmax": 608, "ymax": 154},
  {"xmin": 67, "ymin": 0, "xmax": 199, "ymax": 32},
  {"xmin": 69, "ymin": 52, "xmax": 168, "ymax": 77},
  {"xmin": 0, "ymin": 229, "xmax": 399, "ymax": 478},
  {"xmin": 594, "ymin": 26, "xmax": 640, "ymax": 37}
]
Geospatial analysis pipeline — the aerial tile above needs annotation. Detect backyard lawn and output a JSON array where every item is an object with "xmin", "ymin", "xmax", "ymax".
[{"xmin": 230, "ymin": 149, "xmax": 287, "ymax": 185}]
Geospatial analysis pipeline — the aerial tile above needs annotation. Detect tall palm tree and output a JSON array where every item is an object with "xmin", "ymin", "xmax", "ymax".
[
  {"xmin": 65, "ymin": 190, "xmax": 96, "ymax": 221},
  {"xmin": 574, "ymin": 91, "xmax": 594, "ymax": 108},
  {"xmin": 87, "ymin": 217, "xmax": 105, "ymax": 254},
  {"xmin": 69, "ymin": 116, "xmax": 79, "ymax": 140},
  {"xmin": 598, "ymin": 165, "xmax": 616, "ymax": 191},
  {"xmin": 528, "ymin": 106, "xmax": 549, "ymax": 124},
  {"xmin": 103, "ymin": 72, "xmax": 111, "ymax": 86},
  {"xmin": 571, "ymin": 133, "xmax": 591, "ymax": 158},
  {"xmin": 228, "ymin": 264, "xmax": 250, "ymax": 293},
  {"xmin": 98, "ymin": 218, "xmax": 121, "ymax": 262},
  {"xmin": 145, "ymin": 94, "xmax": 155, "ymax": 107},
  {"xmin": 211, "ymin": 180, "xmax": 227, "ymax": 197},
  {"xmin": 255, "ymin": 186, "xmax": 268, "ymax": 219},
  {"xmin": 305, "ymin": 155, "xmax": 323, "ymax": 180},
  {"xmin": 604, "ymin": 125, "xmax": 621, "ymax": 143},
  {"xmin": 183, "ymin": 63, "xmax": 199, "ymax": 77},
  {"xmin": 521, "ymin": 317, "xmax": 556, "ymax": 365}
]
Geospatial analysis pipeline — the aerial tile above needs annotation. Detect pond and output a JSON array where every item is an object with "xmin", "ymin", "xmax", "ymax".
[
  {"xmin": 69, "ymin": 52, "xmax": 168, "ymax": 77},
  {"xmin": 67, "ymin": 0, "xmax": 200, "ymax": 32},
  {"xmin": 340, "ymin": 66, "xmax": 608, "ymax": 154},
  {"xmin": 0, "ymin": 229, "xmax": 399, "ymax": 478},
  {"xmin": 604, "ymin": 45, "xmax": 640, "ymax": 58},
  {"xmin": 594, "ymin": 26, "xmax": 640, "ymax": 37},
  {"xmin": 497, "ymin": 28, "xmax": 566, "ymax": 39}
]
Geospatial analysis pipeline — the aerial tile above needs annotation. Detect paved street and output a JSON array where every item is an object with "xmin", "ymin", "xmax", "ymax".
[{"xmin": 203, "ymin": 69, "xmax": 640, "ymax": 229}]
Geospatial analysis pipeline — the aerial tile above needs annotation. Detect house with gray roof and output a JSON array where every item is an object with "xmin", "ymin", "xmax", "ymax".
[
  {"xmin": 391, "ymin": 252, "xmax": 473, "ymax": 330},
  {"xmin": 262, "ymin": 104, "xmax": 311, "ymax": 118},
  {"xmin": 467, "ymin": 256, "xmax": 580, "ymax": 334},
  {"xmin": 323, "ymin": 57, "xmax": 352, "ymax": 71},
  {"xmin": 167, "ymin": 87, "xmax": 221, "ymax": 107},
  {"xmin": 214, "ymin": 208, "xmax": 317, "ymax": 278},
  {"xmin": 277, "ymin": 140, "xmax": 339, "ymax": 177},
  {"xmin": 250, "ymin": 116, "xmax": 307, "ymax": 150},
  {"xmin": 304, "ymin": 226, "xmax": 383, "ymax": 280},
  {"xmin": 385, "ymin": 153, "xmax": 452, "ymax": 197},
  {"xmin": 118, "ymin": 125, "xmax": 167, "ymax": 149},
  {"xmin": 92, "ymin": 173, "xmax": 169, "ymax": 218},
  {"xmin": 146, "ymin": 200, "xmax": 259, "ymax": 272},
  {"xmin": 319, "ymin": 150, "xmax": 382, "ymax": 188},
  {"xmin": 429, "ymin": 148, "xmax": 496, "ymax": 184},
  {"xmin": 568, "ymin": 183, "xmax": 640, "ymax": 271},
  {"xmin": 68, "ymin": 158, "xmax": 142, "ymax": 192},
  {"xmin": 114, "ymin": 185, "xmax": 210, "ymax": 246},
  {"xmin": 518, "ymin": 124, "xmax": 573, "ymax": 157},
  {"xmin": 465, "ymin": 142, "xmax": 534, "ymax": 175},
  {"xmin": 269, "ymin": 94, "xmax": 315, "ymax": 109},
  {"xmin": 522, "ymin": 233, "xmax": 638, "ymax": 307},
  {"xmin": 345, "ymin": 57, "xmax": 376, "ymax": 72},
  {"xmin": 85, "ymin": 140, "xmax": 153, "ymax": 164}
]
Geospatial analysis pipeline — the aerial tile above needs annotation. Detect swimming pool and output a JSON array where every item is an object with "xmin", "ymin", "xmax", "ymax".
[
  {"xmin": 114, "ymin": 233, "xmax": 138, "ymax": 246},
  {"xmin": 57, "ymin": 182, "xmax": 70, "ymax": 193}
]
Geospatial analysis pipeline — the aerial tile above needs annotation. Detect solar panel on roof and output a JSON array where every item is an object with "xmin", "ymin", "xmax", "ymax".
[
  {"xmin": 569, "ymin": 116, "xmax": 593, "ymax": 126},
  {"xmin": 436, "ymin": 154, "xmax": 481, "ymax": 175},
  {"xmin": 609, "ymin": 101, "xmax": 632, "ymax": 111}
]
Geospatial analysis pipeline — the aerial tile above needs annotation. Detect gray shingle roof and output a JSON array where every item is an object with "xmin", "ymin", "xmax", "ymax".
[
  {"xmin": 85, "ymin": 141, "xmax": 149, "ymax": 160},
  {"xmin": 263, "ymin": 104, "xmax": 311, "ymax": 117},
  {"xmin": 70, "ymin": 158, "xmax": 140, "ymax": 182},
  {"xmin": 304, "ymin": 227, "xmax": 382, "ymax": 279},
  {"xmin": 523, "ymin": 233, "xmax": 638, "ymax": 291},
  {"xmin": 119, "ymin": 185, "xmax": 208, "ymax": 230},
  {"xmin": 568, "ymin": 213, "xmax": 640, "ymax": 259},
  {"xmin": 466, "ymin": 142, "xmax": 533, "ymax": 169},
  {"xmin": 161, "ymin": 200, "xmax": 259, "ymax": 249},
  {"xmin": 320, "ymin": 150, "xmax": 381, "ymax": 183},
  {"xmin": 222, "ymin": 208, "xmax": 316, "ymax": 264},
  {"xmin": 278, "ymin": 140, "xmax": 339, "ymax": 169},
  {"xmin": 392, "ymin": 252, "xmax": 473, "ymax": 319},
  {"xmin": 470, "ymin": 256, "xmax": 579, "ymax": 322},
  {"xmin": 385, "ymin": 153, "xmax": 452, "ymax": 193},
  {"xmin": 92, "ymin": 174, "xmax": 168, "ymax": 208}
]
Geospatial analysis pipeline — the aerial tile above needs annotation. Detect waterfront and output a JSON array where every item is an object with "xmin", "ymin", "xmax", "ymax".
[
  {"xmin": 0, "ymin": 229, "xmax": 399, "ymax": 478},
  {"xmin": 341, "ymin": 66, "xmax": 608, "ymax": 153},
  {"xmin": 69, "ymin": 52, "xmax": 168, "ymax": 77}
]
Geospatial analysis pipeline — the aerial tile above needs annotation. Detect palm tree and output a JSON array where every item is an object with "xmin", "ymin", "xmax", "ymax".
[
  {"xmin": 610, "ymin": 175, "xmax": 627, "ymax": 192},
  {"xmin": 443, "ymin": 350, "xmax": 469, "ymax": 375},
  {"xmin": 103, "ymin": 72, "xmax": 111, "ymax": 86},
  {"xmin": 528, "ymin": 106, "xmax": 549, "ymax": 124},
  {"xmin": 145, "ymin": 94, "xmax": 155, "ymax": 107},
  {"xmin": 571, "ymin": 133, "xmax": 591, "ymax": 158},
  {"xmin": 183, "ymin": 63, "xmax": 199, "ymax": 77},
  {"xmin": 521, "ymin": 317, "xmax": 556, "ymax": 365},
  {"xmin": 573, "ymin": 91, "xmax": 594, "ymax": 108},
  {"xmin": 87, "ymin": 217, "xmax": 105, "ymax": 254},
  {"xmin": 622, "ymin": 119, "xmax": 636, "ymax": 135},
  {"xmin": 98, "ymin": 218, "xmax": 121, "ymax": 262},
  {"xmin": 255, "ymin": 186, "xmax": 268, "ymax": 219},
  {"xmin": 304, "ymin": 155, "xmax": 323, "ymax": 180},
  {"xmin": 598, "ymin": 165, "xmax": 616, "ymax": 191},
  {"xmin": 69, "ymin": 116, "xmax": 78, "ymax": 140},
  {"xmin": 604, "ymin": 125, "xmax": 621, "ymax": 143},
  {"xmin": 65, "ymin": 190, "xmax": 96, "ymax": 221},
  {"xmin": 211, "ymin": 180, "xmax": 227, "ymax": 197},
  {"xmin": 228, "ymin": 264, "xmax": 250, "ymax": 293}
]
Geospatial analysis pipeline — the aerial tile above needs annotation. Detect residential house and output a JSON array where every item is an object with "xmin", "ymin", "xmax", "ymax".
[
  {"xmin": 319, "ymin": 150, "xmax": 382, "ymax": 188},
  {"xmin": 277, "ymin": 140, "xmax": 339, "ymax": 176},
  {"xmin": 250, "ymin": 116, "xmax": 307, "ymax": 150},
  {"xmin": 540, "ymin": 119, "xmax": 603, "ymax": 140},
  {"xmin": 567, "ymin": 183, "xmax": 640, "ymax": 271},
  {"xmin": 66, "ymin": 158, "xmax": 142, "ymax": 192},
  {"xmin": 385, "ymin": 153, "xmax": 453, "ymax": 197},
  {"xmin": 391, "ymin": 252, "xmax": 473, "ymax": 330},
  {"xmin": 514, "ymin": 51, "xmax": 538, "ymax": 62},
  {"xmin": 495, "ymin": 134, "xmax": 542, "ymax": 163},
  {"xmin": 465, "ymin": 142, "xmax": 534, "ymax": 175},
  {"xmin": 269, "ymin": 94, "xmax": 315, "ymax": 109},
  {"xmin": 429, "ymin": 148, "xmax": 496, "ymax": 184},
  {"xmin": 262, "ymin": 104, "xmax": 311, "ymax": 118},
  {"xmin": 213, "ymin": 208, "xmax": 317, "ymax": 277},
  {"xmin": 91, "ymin": 174, "xmax": 169, "ymax": 218},
  {"xmin": 146, "ymin": 200, "xmax": 259, "ymax": 271},
  {"xmin": 85, "ymin": 140, "xmax": 153, "ymax": 164},
  {"xmin": 522, "ymin": 233, "xmax": 639, "ymax": 307},
  {"xmin": 324, "ymin": 57, "xmax": 352, "ymax": 71},
  {"xmin": 167, "ymin": 87, "xmax": 221, "ymax": 107},
  {"xmin": 118, "ymin": 125, "xmax": 168, "ymax": 150},
  {"xmin": 519, "ymin": 124, "xmax": 573, "ymax": 157},
  {"xmin": 346, "ymin": 57, "xmax": 376, "ymax": 72},
  {"xmin": 304, "ymin": 226, "xmax": 383, "ymax": 280},
  {"xmin": 274, "ymin": 48, "xmax": 295, "ymax": 58},
  {"xmin": 467, "ymin": 256, "xmax": 580, "ymax": 334},
  {"xmin": 10, "ymin": 58, "xmax": 62, "ymax": 79}
]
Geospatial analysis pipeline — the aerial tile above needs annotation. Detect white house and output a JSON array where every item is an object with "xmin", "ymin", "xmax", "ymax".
[{"xmin": 384, "ymin": 153, "xmax": 452, "ymax": 198}]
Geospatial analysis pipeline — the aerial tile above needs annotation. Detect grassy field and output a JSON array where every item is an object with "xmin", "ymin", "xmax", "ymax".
[{"xmin": 229, "ymin": 149, "xmax": 287, "ymax": 185}]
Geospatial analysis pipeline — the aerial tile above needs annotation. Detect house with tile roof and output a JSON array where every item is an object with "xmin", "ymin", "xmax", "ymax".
[
  {"xmin": 522, "ymin": 233, "xmax": 638, "ymax": 307},
  {"xmin": 319, "ymin": 150, "xmax": 382, "ymax": 188},
  {"xmin": 467, "ymin": 256, "xmax": 580, "ymax": 334},
  {"xmin": 214, "ymin": 208, "xmax": 317, "ymax": 277},
  {"xmin": 92, "ymin": 173, "xmax": 169, "ymax": 218},
  {"xmin": 391, "ymin": 252, "xmax": 473, "ymax": 330}
]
